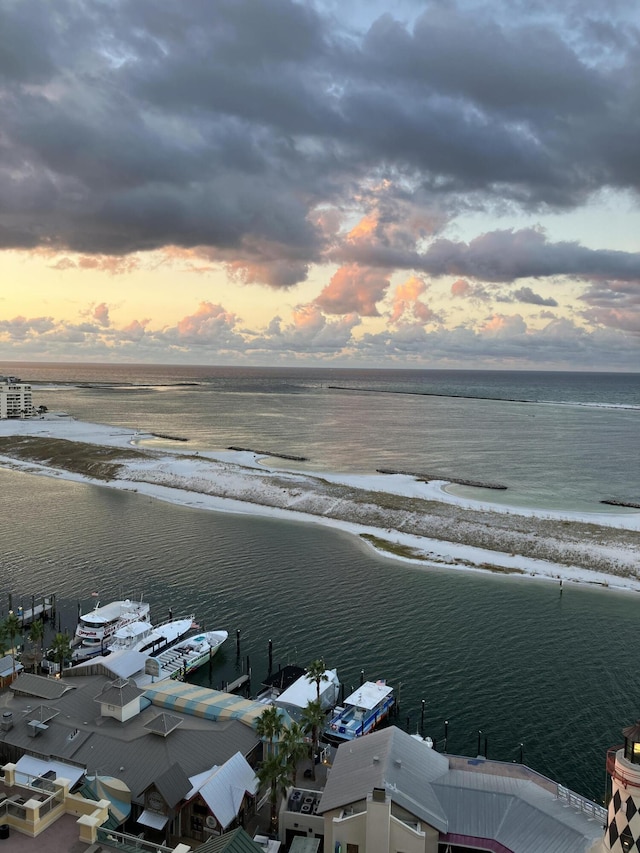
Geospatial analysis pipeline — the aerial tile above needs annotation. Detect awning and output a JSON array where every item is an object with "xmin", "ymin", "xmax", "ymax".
[
  {"xmin": 85, "ymin": 775, "xmax": 131, "ymax": 825},
  {"xmin": 137, "ymin": 809, "xmax": 169, "ymax": 830},
  {"xmin": 15, "ymin": 755, "xmax": 85, "ymax": 788},
  {"xmin": 143, "ymin": 681, "xmax": 292, "ymax": 729}
]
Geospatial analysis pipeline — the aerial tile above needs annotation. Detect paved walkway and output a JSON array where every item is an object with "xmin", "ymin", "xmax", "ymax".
[{"xmin": 0, "ymin": 812, "xmax": 92, "ymax": 853}]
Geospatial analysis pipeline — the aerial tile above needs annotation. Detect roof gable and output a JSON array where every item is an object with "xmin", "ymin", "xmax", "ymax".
[
  {"xmin": 188, "ymin": 751, "xmax": 258, "ymax": 830},
  {"xmin": 318, "ymin": 726, "xmax": 449, "ymax": 832}
]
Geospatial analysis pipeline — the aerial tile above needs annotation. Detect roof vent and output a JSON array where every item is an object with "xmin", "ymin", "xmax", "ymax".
[
  {"xmin": 372, "ymin": 755, "xmax": 380, "ymax": 764},
  {"xmin": 394, "ymin": 759, "xmax": 402, "ymax": 768}
]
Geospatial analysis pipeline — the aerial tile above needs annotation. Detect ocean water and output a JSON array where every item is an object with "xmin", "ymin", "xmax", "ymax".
[
  {"xmin": 0, "ymin": 362, "xmax": 639, "ymax": 804},
  {"xmin": 11, "ymin": 362, "xmax": 640, "ymax": 513}
]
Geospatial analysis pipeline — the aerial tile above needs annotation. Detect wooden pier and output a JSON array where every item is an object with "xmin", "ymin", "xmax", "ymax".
[{"xmin": 6, "ymin": 594, "xmax": 56, "ymax": 627}]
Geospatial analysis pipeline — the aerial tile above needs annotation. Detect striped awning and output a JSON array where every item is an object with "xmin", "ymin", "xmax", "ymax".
[
  {"xmin": 85, "ymin": 775, "xmax": 131, "ymax": 825},
  {"xmin": 142, "ymin": 681, "xmax": 291, "ymax": 729}
]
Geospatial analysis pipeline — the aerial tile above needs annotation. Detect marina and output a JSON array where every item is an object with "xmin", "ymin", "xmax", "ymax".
[
  {"xmin": 149, "ymin": 629, "xmax": 229, "ymax": 680},
  {"xmin": 106, "ymin": 615, "xmax": 194, "ymax": 655},
  {"xmin": 71, "ymin": 598, "xmax": 151, "ymax": 661},
  {"xmin": 325, "ymin": 680, "xmax": 395, "ymax": 743}
]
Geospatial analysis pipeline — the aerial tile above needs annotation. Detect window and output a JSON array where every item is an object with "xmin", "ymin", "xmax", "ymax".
[{"xmin": 346, "ymin": 845, "xmax": 359, "ymax": 853}]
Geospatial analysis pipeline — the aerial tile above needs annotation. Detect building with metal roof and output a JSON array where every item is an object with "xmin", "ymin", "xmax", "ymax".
[
  {"xmin": 0, "ymin": 671, "xmax": 262, "ymax": 847},
  {"xmin": 309, "ymin": 727, "xmax": 607, "ymax": 853}
]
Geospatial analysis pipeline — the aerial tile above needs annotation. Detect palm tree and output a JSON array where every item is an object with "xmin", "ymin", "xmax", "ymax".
[
  {"xmin": 257, "ymin": 752, "xmax": 293, "ymax": 833},
  {"xmin": 4, "ymin": 611, "xmax": 21, "ymax": 678},
  {"xmin": 280, "ymin": 721, "xmax": 309, "ymax": 786},
  {"xmin": 300, "ymin": 699, "xmax": 326, "ymax": 781},
  {"xmin": 51, "ymin": 632, "xmax": 72, "ymax": 674},
  {"xmin": 306, "ymin": 658, "xmax": 329, "ymax": 703},
  {"xmin": 256, "ymin": 705, "xmax": 284, "ymax": 758},
  {"xmin": 28, "ymin": 619, "xmax": 45, "ymax": 673}
]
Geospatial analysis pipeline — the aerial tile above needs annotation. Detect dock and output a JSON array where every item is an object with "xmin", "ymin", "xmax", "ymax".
[{"xmin": 7, "ymin": 595, "xmax": 56, "ymax": 627}]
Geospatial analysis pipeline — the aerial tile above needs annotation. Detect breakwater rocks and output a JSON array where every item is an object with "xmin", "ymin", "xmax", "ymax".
[
  {"xmin": 152, "ymin": 433, "xmax": 189, "ymax": 442},
  {"xmin": 377, "ymin": 467, "xmax": 508, "ymax": 491},
  {"xmin": 228, "ymin": 446, "xmax": 308, "ymax": 462},
  {"xmin": 601, "ymin": 499, "xmax": 640, "ymax": 509}
]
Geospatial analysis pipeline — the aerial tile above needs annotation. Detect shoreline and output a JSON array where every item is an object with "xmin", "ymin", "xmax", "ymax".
[{"xmin": 1, "ymin": 416, "xmax": 639, "ymax": 595}]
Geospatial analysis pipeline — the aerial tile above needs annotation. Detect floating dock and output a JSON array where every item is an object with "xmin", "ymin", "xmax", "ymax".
[{"xmin": 6, "ymin": 595, "xmax": 56, "ymax": 627}]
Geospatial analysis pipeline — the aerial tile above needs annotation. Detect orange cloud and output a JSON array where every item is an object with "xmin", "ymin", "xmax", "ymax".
[
  {"xmin": 93, "ymin": 303, "xmax": 110, "ymax": 326},
  {"xmin": 315, "ymin": 264, "xmax": 389, "ymax": 316},
  {"xmin": 480, "ymin": 313, "xmax": 527, "ymax": 336},
  {"xmin": 451, "ymin": 278, "xmax": 471, "ymax": 297},
  {"xmin": 390, "ymin": 275, "xmax": 435, "ymax": 324},
  {"xmin": 347, "ymin": 213, "xmax": 379, "ymax": 243}
]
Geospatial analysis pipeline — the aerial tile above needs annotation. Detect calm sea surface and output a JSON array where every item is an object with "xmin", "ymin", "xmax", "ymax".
[{"xmin": 1, "ymin": 362, "xmax": 639, "ymax": 803}]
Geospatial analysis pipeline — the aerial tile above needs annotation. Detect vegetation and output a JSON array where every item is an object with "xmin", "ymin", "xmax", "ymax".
[
  {"xmin": 256, "ymin": 705, "xmax": 284, "ymax": 758},
  {"xmin": 0, "ymin": 436, "xmax": 146, "ymax": 480},
  {"xmin": 27, "ymin": 619, "xmax": 45, "ymax": 673},
  {"xmin": 280, "ymin": 721, "xmax": 309, "ymax": 786},
  {"xmin": 300, "ymin": 699, "xmax": 326, "ymax": 781},
  {"xmin": 256, "ymin": 752, "xmax": 293, "ymax": 833},
  {"xmin": 306, "ymin": 658, "xmax": 329, "ymax": 702},
  {"xmin": 50, "ymin": 632, "xmax": 72, "ymax": 672}
]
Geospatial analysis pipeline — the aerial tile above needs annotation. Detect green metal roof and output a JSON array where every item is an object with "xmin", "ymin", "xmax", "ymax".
[{"xmin": 198, "ymin": 826, "xmax": 265, "ymax": 853}]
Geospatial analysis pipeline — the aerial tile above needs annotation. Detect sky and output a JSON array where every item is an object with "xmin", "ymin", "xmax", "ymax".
[{"xmin": 1, "ymin": 0, "xmax": 640, "ymax": 371}]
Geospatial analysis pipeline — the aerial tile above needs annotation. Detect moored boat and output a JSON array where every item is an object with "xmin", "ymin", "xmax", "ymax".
[
  {"xmin": 325, "ymin": 680, "xmax": 394, "ymax": 743},
  {"xmin": 106, "ymin": 616, "xmax": 195, "ymax": 656},
  {"xmin": 152, "ymin": 629, "xmax": 228, "ymax": 680},
  {"xmin": 72, "ymin": 598, "xmax": 150, "ymax": 661}
]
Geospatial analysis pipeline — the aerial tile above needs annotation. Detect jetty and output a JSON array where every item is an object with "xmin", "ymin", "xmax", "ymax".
[
  {"xmin": 152, "ymin": 432, "xmax": 188, "ymax": 442},
  {"xmin": 6, "ymin": 594, "xmax": 56, "ymax": 627},
  {"xmin": 377, "ymin": 467, "xmax": 507, "ymax": 490},
  {"xmin": 228, "ymin": 446, "xmax": 308, "ymax": 462},
  {"xmin": 601, "ymin": 498, "xmax": 640, "ymax": 509}
]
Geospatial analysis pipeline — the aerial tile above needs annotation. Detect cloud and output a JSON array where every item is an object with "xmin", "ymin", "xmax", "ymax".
[
  {"xmin": 93, "ymin": 303, "xmax": 110, "ymax": 327},
  {"xmin": 315, "ymin": 265, "xmax": 389, "ymax": 316},
  {"xmin": 580, "ymin": 278, "xmax": 640, "ymax": 334},
  {"xmin": 511, "ymin": 286, "xmax": 559, "ymax": 307},
  {"xmin": 1, "ymin": 0, "xmax": 639, "ymax": 267},
  {"xmin": 390, "ymin": 275, "xmax": 436, "ymax": 324}
]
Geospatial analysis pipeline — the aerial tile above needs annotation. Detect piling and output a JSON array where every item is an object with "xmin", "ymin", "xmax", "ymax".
[
  {"xmin": 268, "ymin": 639, "xmax": 273, "ymax": 675},
  {"xmin": 477, "ymin": 730, "xmax": 482, "ymax": 756},
  {"xmin": 360, "ymin": 669, "xmax": 364, "ymax": 686},
  {"xmin": 421, "ymin": 700, "xmax": 425, "ymax": 736},
  {"xmin": 236, "ymin": 629, "xmax": 241, "ymax": 658},
  {"xmin": 444, "ymin": 720, "xmax": 449, "ymax": 752}
]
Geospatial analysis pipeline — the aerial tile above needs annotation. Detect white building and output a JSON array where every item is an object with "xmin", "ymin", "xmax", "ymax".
[{"xmin": 0, "ymin": 376, "xmax": 33, "ymax": 419}]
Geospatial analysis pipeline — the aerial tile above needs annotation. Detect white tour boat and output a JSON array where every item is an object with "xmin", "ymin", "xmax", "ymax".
[
  {"xmin": 106, "ymin": 616, "xmax": 195, "ymax": 656},
  {"xmin": 72, "ymin": 598, "xmax": 150, "ymax": 661}
]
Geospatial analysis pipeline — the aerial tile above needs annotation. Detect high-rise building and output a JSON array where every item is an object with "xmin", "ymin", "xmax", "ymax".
[{"xmin": 0, "ymin": 376, "xmax": 33, "ymax": 419}]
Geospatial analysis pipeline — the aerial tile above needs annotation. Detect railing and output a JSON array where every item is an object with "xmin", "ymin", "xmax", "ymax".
[
  {"xmin": 606, "ymin": 745, "xmax": 640, "ymax": 791},
  {"xmin": 96, "ymin": 826, "xmax": 177, "ymax": 853},
  {"xmin": 557, "ymin": 786, "xmax": 607, "ymax": 822}
]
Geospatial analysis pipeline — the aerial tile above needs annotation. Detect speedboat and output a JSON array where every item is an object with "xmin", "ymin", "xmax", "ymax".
[
  {"xmin": 151, "ymin": 629, "xmax": 228, "ymax": 680},
  {"xmin": 72, "ymin": 598, "xmax": 150, "ymax": 661},
  {"xmin": 325, "ymin": 680, "xmax": 394, "ymax": 743}
]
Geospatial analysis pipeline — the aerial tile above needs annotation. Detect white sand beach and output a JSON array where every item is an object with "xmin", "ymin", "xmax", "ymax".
[{"xmin": 1, "ymin": 415, "xmax": 639, "ymax": 593}]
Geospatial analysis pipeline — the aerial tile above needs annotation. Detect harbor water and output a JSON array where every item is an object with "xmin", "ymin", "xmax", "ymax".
[{"xmin": 0, "ymin": 363, "xmax": 639, "ymax": 803}]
